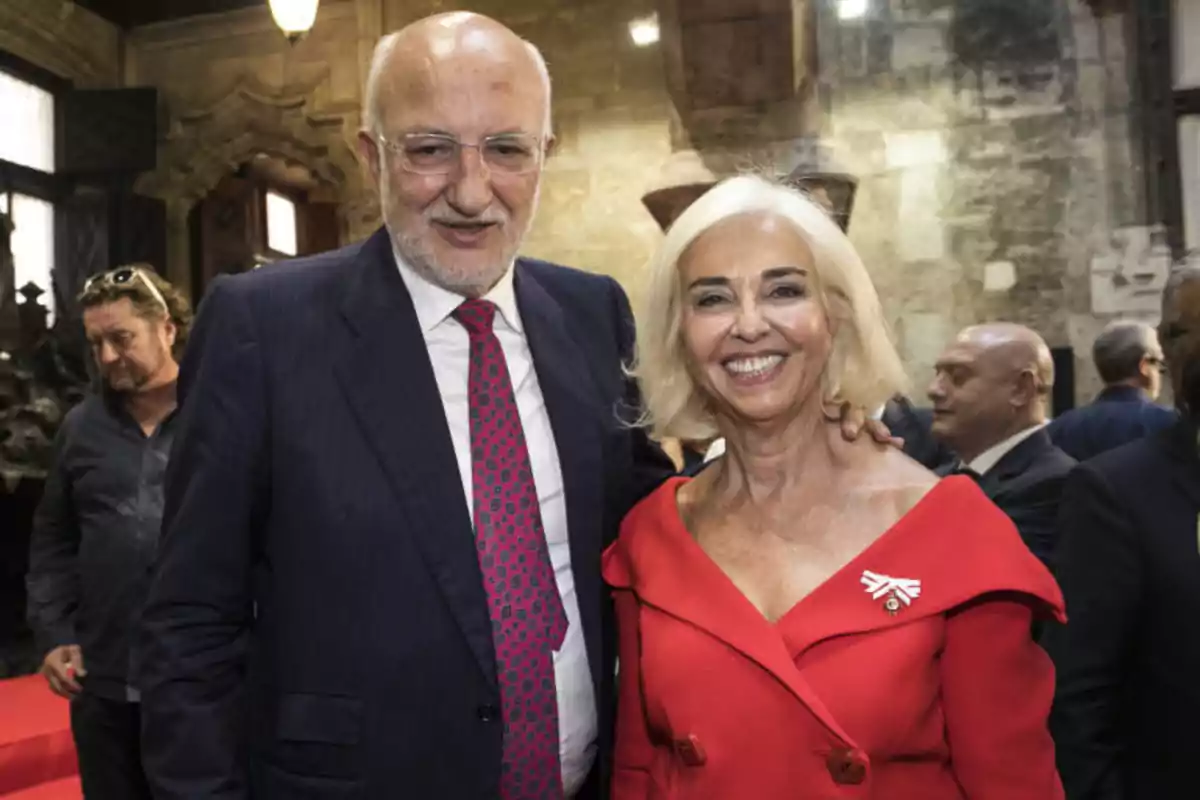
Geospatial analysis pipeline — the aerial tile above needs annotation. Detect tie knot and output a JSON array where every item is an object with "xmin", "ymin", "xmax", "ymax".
[{"xmin": 454, "ymin": 298, "xmax": 496, "ymax": 337}]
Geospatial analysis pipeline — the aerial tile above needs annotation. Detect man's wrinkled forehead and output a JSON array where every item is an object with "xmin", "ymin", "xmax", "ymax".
[
  {"xmin": 936, "ymin": 341, "xmax": 980, "ymax": 370},
  {"xmin": 378, "ymin": 37, "xmax": 546, "ymax": 133}
]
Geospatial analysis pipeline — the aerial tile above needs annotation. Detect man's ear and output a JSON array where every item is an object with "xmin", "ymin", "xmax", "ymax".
[
  {"xmin": 356, "ymin": 130, "xmax": 382, "ymax": 187},
  {"xmin": 1011, "ymin": 369, "xmax": 1039, "ymax": 407},
  {"xmin": 162, "ymin": 318, "xmax": 177, "ymax": 349},
  {"xmin": 1138, "ymin": 355, "xmax": 1157, "ymax": 381},
  {"xmin": 544, "ymin": 133, "xmax": 559, "ymax": 159}
]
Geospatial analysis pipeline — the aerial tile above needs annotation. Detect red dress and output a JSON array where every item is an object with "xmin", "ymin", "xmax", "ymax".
[{"xmin": 603, "ymin": 476, "xmax": 1065, "ymax": 800}]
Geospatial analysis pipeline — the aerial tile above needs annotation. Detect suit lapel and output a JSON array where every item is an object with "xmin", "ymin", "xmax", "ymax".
[
  {"xmin": 978, "ymin": 429, "xmax": 1045, "ymax": 494},
  {"xmin": 515, "ymin": 263, "xmax": 607, "ymax": 693},
  {"xmin": 332, "ymin": 229, "xmax": 495, "ymax": 685}
]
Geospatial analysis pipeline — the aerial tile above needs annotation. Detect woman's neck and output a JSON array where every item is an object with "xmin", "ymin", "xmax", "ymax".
[{"xmin": 713, "ymin": 400, "xmax": 848, "ymax": 509}]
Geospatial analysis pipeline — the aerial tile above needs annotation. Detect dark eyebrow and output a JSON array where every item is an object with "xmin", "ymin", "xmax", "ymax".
[
  {"xmin": 687, "ymin": 266, "xmax": 808, "ymax": 291},
  {"xmin": 687, "ymin": 277, "xmax": 729, "ymax": 290},
  {"xmin": 763, "ymin": 266, "xmax": 808, "ymax": 280}
]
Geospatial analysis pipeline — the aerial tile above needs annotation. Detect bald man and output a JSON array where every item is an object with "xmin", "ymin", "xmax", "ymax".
[
  {"xmin": 927, "ymin": 324, "xmax": 1076, "ymax": 568},
  {"xmin": 136, "ymin": 13, "xmax": 674, "ymax": 799}
]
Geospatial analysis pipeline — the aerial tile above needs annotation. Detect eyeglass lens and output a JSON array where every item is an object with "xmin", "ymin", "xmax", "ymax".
[{"xmin": 397, "ymin": 134, "xmax": 539, "ymax": 174}]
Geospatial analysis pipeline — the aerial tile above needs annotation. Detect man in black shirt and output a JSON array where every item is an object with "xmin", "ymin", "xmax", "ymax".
[{"xmin": 25, "ymin": 265, "xmax": 191, "ymax": 800}]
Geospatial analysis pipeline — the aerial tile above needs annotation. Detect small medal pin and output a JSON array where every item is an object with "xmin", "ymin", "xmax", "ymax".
[
  {"xmin": 861, "ymin": 570, "xmax": 921, "ymax": 616},
  {"xmin": 883, "ymin": 591, "xmax": 902, "ymax": 616}
]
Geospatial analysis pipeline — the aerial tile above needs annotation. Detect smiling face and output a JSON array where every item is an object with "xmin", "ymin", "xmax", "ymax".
[
  {"xmin": 678, "ymin": 211, "xmax": 834, "ymax": 427},
  {"xmin": 357, "ymin": 18, "xmax": 549, "ymax": 298}
]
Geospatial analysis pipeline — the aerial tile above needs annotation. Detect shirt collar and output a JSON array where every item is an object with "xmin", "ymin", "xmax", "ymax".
[
  {"xmin": 392, "ymin": 242, "xmax": 522, "ymax": 334},
  {"xmin": 967, "ymin": 422, "xmax": 1046, "ymax": 477}
]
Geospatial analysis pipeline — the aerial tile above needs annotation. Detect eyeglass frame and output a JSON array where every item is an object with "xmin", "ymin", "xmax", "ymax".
[
  {"xmin": 374, "ymin": 131, "xmax": 548, "ymax": 176},
  {"xmin": 82, "ymin": 267, "xmax": 170, "ymax": 316}
]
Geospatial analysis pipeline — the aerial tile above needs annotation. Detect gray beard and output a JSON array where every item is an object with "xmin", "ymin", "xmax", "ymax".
[{"xmin": 393, "ymin": 227, "xmax": 510, "ymax": 298}]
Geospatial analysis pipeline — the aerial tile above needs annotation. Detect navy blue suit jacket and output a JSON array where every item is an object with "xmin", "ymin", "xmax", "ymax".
[
  {"xmin": 1047, "ymin": 385, "xmax": 1177, "ymax": 463},
  {"xmin": 1047, "ymin": 421, "xmax": 1200, "ymax": 799},
  {"xmin": 136, "ymin": 229, "xmax": 673, "ymax": 799},
  {"xmin": 973, "ymin": 429, "xmax": 1076, "ymax": 571}
]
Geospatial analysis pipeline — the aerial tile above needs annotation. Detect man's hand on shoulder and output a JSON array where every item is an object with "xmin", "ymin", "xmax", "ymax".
[{"xmin": 826, "ymin": 403, "xmax": 904, "ymax": 449}]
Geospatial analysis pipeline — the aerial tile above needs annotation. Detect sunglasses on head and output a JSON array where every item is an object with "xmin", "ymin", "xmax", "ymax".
[{"xmin": 83, "ymin": 267, "xmax": 169, "ymax": 314}]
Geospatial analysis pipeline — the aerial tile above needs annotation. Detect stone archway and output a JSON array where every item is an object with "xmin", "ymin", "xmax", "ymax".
[{"xmin": 135, "ymin": 73, "xmax": 379, "ymax": 290}]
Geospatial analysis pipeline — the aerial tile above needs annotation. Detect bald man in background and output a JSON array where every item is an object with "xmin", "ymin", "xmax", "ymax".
[
  {"xmin": 927, "ymin": 324, "xmax": 1076, "ymax": 569},
  {"xmin": 136, "ymin": 13, "xmax": 673, "ymax": 799}
]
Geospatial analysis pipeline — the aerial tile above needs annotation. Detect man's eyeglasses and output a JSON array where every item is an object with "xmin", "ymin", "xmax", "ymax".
[
  {"xmin": 377, "ymin": 132, "xmax": 543, "ymax": 176},
  {"xmin": 82, "ymin": 267, "xmax": 169, "ymax": 314}
]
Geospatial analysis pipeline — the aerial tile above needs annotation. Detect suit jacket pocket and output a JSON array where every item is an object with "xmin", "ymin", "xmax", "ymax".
[
  {"xmin": 258, "ymin": 762, "xmax": 362, "ymax": 799},
  {"xmin": 277, "ymin": 693, "xmax": 363, "ymax": 744},
  {"xmin": 268, "ymin": 693, "xmax": 364, "ymax": 780}
]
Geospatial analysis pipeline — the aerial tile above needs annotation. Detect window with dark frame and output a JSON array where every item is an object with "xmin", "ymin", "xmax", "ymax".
[
  {"xmin": 0, "ymin": 53, "xmax": 64, "ymax": 323},
  {"xmin": 1174, "ymin": 0, "xmax": 1200, "ymax": 251},
  {"xmin": 263, "ymin": 189, "xmax": 299, "ymax": 259}
]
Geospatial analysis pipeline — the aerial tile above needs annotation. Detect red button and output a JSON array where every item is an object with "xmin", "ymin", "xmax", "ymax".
[
  {"xmin": 673, "ymin": 734, "xmax": 707, "ymax": 766},
  {"xmin": 825, "ymin": 748, "xmax": 866, "ymax": 785}
]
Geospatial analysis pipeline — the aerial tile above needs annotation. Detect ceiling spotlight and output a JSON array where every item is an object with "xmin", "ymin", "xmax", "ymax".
[
  {"xmin": 629, "ymin": 14, "xmax": 660, "ymax": 47},
  {"xmin": 838, "ymin": 0, "xmax": 869, "ymax": 20}
]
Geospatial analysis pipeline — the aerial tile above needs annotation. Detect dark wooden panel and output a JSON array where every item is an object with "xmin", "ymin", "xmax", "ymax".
[
  {"xmin": 677, "ymin": 0, "xmax": 788, "ymax": 24},
  {"xmin": 299, "ymin": 201, "xmax": 340, "ymax": 256},
  {"xmin": 192, "ymin": 174, "xmax": 257, "ymax": 300},
  {"xmin": 1051, "ymin": 347, "xmax": 1075, "ymax": 417},
  {"xmin": 55, "ymin": 190, "xmax": 109, "ymax": 317},
  {"xmin": 109, "ymin": 191, "xmax": 167, "ymax": 273},
  {"xmin": 75, "ymin": 0, "xmax": 264, "ymax": 28},
  {"xmin": 681, "ymin": 15, "xmax": 794, "ymax": 109},
  {"xmin": 60, "ymin": 88, "xmax": 158, "ymax": 176}
]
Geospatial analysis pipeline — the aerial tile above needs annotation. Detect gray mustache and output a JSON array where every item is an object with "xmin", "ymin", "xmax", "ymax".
[{"xmin": 431, "ymin": 217, "xmax": 506, "ymax": 226}]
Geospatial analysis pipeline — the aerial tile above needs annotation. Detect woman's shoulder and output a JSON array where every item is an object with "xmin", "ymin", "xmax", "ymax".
[
  {"xmin": 603, "ymin": 475, "xmax": 689, "ymax": 589},
  {"xmin": 877, "ymin": 475, "xmax": 1065, "ymax": 620},
  {"xmin": 853, "ymin": 446, "xmax": 941, "ymax": 519}
]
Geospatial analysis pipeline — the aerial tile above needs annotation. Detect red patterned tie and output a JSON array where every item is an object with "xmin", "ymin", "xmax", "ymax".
[{"xmin": 454, "ymin": 299, "xmax": 568, "ymax": 800}]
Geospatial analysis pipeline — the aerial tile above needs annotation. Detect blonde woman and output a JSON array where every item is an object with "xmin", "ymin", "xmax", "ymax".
[{"xmin": 604, "ymin": 176, "xmax": 1064, "ymax": 799}]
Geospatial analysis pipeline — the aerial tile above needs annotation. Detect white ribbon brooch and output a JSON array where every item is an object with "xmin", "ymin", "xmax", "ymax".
[{"xmin": 861, "ymin": 570, "xmax": 922, "ymax": 615}]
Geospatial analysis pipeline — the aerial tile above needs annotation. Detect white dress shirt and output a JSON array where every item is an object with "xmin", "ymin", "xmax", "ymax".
[
  {"xmin": 967, "ymin": 422, "xmax": 1048, "ymax": 477},
  {"xmin": 393, "ymin": 249, "xmax": 596, "ymax": 796}
]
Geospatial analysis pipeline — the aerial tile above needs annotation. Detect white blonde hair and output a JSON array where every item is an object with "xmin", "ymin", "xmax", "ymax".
[
  {"xmin": 361, "ymin": 30, "xmax": 553, "ymax": 136},
  {"xmin": 632, "ymin": 174, "xmax": 908, "ymax": 442}
]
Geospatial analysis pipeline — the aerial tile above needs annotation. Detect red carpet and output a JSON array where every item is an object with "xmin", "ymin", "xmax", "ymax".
[
  {"xmin": 0, "ymin": 676, "xmax": 79, "ymax": 798},
  {"xmin": 1, "ymin": 778, "xmax": 80, "ymax": 800}
]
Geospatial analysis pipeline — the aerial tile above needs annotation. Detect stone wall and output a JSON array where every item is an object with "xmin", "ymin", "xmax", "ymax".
[
  {"xmin": 810, "ymin": 0, "xmax": 1153, "ymax": 401},
  {"xmin": 125, "ymin": 0, "xmax": 370, "ymax": 289},
  {"xmin": 0, "ymin": 0, "xmax": 1160, "ymax": 402},
  {"xmin": 0, "ymin": 0, "xmax": 121, "ymax": 87},
  {"xmin": 811, "ymin": 0, "xmax": 1156, "ymax": 400},
  {"xmin": 382, "ymin": 0, "xmax": 673, "ymax": 294}
]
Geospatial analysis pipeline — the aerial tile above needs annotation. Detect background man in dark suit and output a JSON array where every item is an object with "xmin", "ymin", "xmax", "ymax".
[
  {"xmin": 1047, "ymin": 266, "xmax": 1200, "ymax": 799},
  {"xmin": 135, "ymin": 14, "xmax": 675, "ymax": 799},
  {"xmin": 927, "ymin": 323, "xmax": 1075, "ymax": 569},
  {"xmin": 1048, "ymin": 320, "xmax": 1175, "ymax": 462}
]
